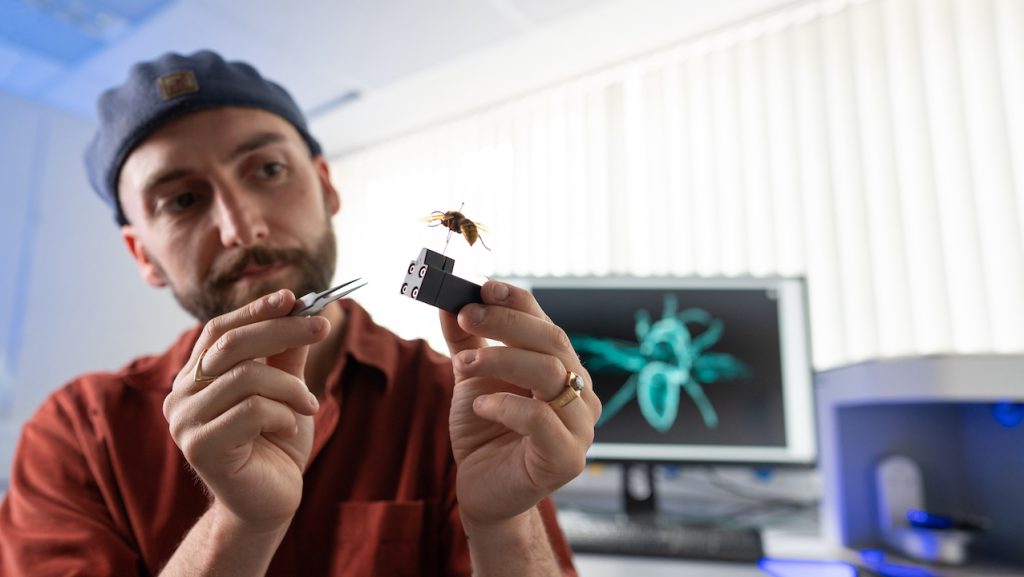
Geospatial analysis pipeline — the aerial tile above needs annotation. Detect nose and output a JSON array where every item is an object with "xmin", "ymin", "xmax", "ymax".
[{"xmin": 212, "ymin": 185, "xmax": 269, "ymax": 247}]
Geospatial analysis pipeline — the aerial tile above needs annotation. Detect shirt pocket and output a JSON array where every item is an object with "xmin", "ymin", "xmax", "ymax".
[{"xmin": 331, "ymin": 500, "xmax": 431, "ymax": 577}]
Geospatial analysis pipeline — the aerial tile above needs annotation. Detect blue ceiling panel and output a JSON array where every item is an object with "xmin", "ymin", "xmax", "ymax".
[
  {"xmin": 93, "ymin": 0, "xmax": 170, "ymax": 22},
  {"xmin": 0, "ymin": 0, "xmax": 103, "ymax": 65},
  {"xmin": 0, "ymin": 0, "xmax": 173, "ymax": 66},
  {"xmin": 0, "ymin": 0, "xmax": 174, "ymax": 103}
]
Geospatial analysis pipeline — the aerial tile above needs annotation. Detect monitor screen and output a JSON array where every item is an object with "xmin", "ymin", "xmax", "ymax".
[{"xmin": 521, "ymin": 276, "xmax": 815, "ymax": 465}]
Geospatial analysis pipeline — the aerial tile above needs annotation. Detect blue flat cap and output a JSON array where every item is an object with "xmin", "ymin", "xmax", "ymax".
[{"xmin": 85, "ymin": 50, "xmax": 322, "ymax": 226}]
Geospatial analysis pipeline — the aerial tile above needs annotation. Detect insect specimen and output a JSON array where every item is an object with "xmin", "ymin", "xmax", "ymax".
[
  {"xmin": 423, "ymin": 203, "xmax": 491, "ymax": 251},
  {"xmin": 571, "ymin": 294, "xmax": 751, "ymax": 432}
]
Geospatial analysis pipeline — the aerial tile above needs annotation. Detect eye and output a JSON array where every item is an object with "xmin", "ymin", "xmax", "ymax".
[
  {"xmin": 155, "ymin": 191, "xmax": 201, "ymax": 216},
  {"xmin": 172, "ymin": 192, "xmax": 198, "ymax": 211},
  {"xmin": 256, "ymin": 162, "xmax": 285, "ymax": 179}
]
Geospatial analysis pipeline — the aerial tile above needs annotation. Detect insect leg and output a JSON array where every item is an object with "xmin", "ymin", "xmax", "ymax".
[{"xmin": 443, "ymin": 227, "xmax": 454, "ymax": 255}]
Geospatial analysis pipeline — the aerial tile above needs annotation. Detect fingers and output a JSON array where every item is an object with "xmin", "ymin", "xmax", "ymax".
[
  {"xmin": 480, "ymin": 280, "xmax": 549, "ymax": 321},
  {"xmin": 179, "ymin": 395, "xmax": 302, "ymax": 466},
  {"xmin": 455, "ymin": 347, "xmax": 601, "ymax": 426},
  {"xmin": 178, "ymin": 290, "xmax": 331, "ymax": 399},
  {"xmin": 196, "ymin": 289, "xmax": 297, "ymax": 353},
  {"xmin": 455, "ymin": 347, "xmax": 564, "ymax": 401},
  {"xmin": 441, "ymin": 280, "xmax": 549, "ymax": 358},
  {"xmin": 448, "ymin": 279, "xmax": 601, "ymax": 442},
  {"xmin": 185, "ymin": 361, "xmax": 319, "ymax": 425},
  {"xmin": 192, "ymin": 315, "xmax": 329, "ymax": 389},
  {"xmin": 455, "ymin": 281, "xmax": 569, "ymax": 361},
  {"xmin": 472, "ymin": 393, "xmax": 588, "ymax": 482},
  {"xmin": 451, "ymin": 280, "xmax": 601, "ymax": 418},
  {"xmin": 166, "ymin": 359, "xmax": 319, "ymax": 453},
  {"xmin": 166, "ymin": 289, "xmax": 329, "ymax": 439}
]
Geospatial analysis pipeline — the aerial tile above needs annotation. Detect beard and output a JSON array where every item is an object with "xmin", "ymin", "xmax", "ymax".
[{"xmin": 153, "ymin": 224, "xmax": 338, "ymax": 324}]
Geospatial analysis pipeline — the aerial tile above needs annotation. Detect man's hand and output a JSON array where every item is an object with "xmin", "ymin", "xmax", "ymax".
[
  {"xmin": 440, "ymin": 280, "xmax": 602, "ymax": 528},
  {"xmin": 162, "ymin": 289, "xmax": 328, "ymax": 533}
]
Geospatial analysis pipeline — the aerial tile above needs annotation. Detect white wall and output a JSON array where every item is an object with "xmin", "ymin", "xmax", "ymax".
[
  {"xmin": 315, "ymin": 0, "xmax": 795, "ymax": 158},
  {"xmin": 327, "ymin": 0, "xmax": 1024, "ymax": 370},
  {"xmin": 0, "ymin": 92, "xmax": 191, "ymax": 479}
]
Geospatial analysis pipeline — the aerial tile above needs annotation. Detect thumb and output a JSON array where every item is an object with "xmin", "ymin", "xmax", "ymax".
[{"xmin": 439, "ymin": 309, "xmax": 486, "ymax": 358}]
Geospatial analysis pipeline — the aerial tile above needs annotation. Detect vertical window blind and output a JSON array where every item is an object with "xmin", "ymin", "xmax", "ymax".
[{"xmin": 332, "ymin": 0, "xmax": 1024, "ymax": 370}]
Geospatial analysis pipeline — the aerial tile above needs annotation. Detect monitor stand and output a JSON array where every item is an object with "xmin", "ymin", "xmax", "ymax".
[
  {"xmin": 622, "ymin": 463, "xmax": 658, "ymax": 521},
  {"xmin": 556, "ymin": 463, "xmax": 765, "ymax": 560}
]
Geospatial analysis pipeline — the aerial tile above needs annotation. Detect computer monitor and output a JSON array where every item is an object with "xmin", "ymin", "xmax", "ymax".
[{"xmin": 521, "ymin": 276, "xmax": 816, "ymax": 467}]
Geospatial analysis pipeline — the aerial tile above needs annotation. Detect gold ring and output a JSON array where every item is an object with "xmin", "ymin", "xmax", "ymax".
[
  {"xmin": 548, "ymin": 370, "xmax": 585, "ymax": 410},
  {"xmin": 192, "ymin": 347, "xmax": 217, "ymax": 384}
]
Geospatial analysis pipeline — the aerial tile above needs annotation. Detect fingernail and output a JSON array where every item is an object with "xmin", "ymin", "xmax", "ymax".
[
  {"xmin": 461, "ymin": 350, "xmax": 477, "ymax": 365},
  {"xmin": 309, "ymin": 316, "xmax": 326, "ymax": 332},
  {"xmin": 468, "ymin": 305, "xmax": 486, "ymax": 325},
  {"xmin": 473, "ymin": 395, "xmax": 488, "ymax": 411},
  {"xmin": 492, "ymin": 283, "xmax": 509, "ymax": 302},
  {"xmin": 268, "ymin": 290, "xmax": 283, "ymax": 307},
  {"xmin": 307, "ymin": 392, "xmax": 320, "ymax": 411}
]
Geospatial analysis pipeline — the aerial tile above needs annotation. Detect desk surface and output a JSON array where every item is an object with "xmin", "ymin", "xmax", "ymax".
[
  {"xmin": 574, "ymin": 554, "xmax": 763, "ymax": 576},
  {"xmin": 570, "ymin": 531, "xmax": 831, "ymax": 577},
  {"xmin": 569, "ymin": 532, "xmax": 1024, "ymax": 577},
  {"xmin": 572, "ymin": 554, "xmax": 1024, "ymax": 577}
]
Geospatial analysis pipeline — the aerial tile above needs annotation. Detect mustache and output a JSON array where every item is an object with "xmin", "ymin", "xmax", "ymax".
[{"xmin": 209, "ymin": 246, "xmax": 305, "ymax": 288}]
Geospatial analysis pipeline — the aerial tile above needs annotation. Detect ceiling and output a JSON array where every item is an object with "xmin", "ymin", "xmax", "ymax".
[
  {"xmin": 0, "ymin": 0, "xmax": 613, "ymax": 120},
  {"xmin": 1, "ymin": 0, "xmax": 796, "ymax": 157}
]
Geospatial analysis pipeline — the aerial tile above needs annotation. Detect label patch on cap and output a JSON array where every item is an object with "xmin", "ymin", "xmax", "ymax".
[{"xmin": 157, "ymin": 70, "xmax": 199, "ymax": 100}]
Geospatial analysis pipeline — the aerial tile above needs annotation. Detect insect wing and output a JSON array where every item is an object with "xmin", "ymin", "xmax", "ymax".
[{"xmin": 422, "ymin": 213, "xmax": 448, "ymax": 223}]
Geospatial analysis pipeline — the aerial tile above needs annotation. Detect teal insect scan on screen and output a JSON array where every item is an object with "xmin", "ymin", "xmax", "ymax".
[
  {"xmin": 521, "ymin": 276, "xmax": 815, "ymax": 466},
  {"xmin": 572, "ymin": 292, "xmax": 753, "ymax": 433}
]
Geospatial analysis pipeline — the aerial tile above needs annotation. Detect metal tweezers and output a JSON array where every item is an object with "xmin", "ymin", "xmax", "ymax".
[{"xmin": 290, "ymin": 278, "xmax": 367, "ymax": 316}]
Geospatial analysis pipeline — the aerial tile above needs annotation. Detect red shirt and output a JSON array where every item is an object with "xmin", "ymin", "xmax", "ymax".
[{"xmin": 0, "ymin": 300, "xmax": 577, "ymax": 576}]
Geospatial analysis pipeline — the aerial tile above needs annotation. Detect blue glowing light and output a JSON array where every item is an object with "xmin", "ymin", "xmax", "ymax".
[
  {"xmin": 991, "ymin": 402, "xmax": 1024, "ymax": 428},
  {"xmin": 859, "ymin": 549, "xmax": 886, "ymax": 564},
  {"xmin": 906, "ymin": 509, "xmax": 953, "ymax": 530},
  {"xmin": 858, "ymin": 549, "xmax": 940, "ymax": 577},
  {"xmin": 758, "ymin": 558, "xmax": 858, "ymax": 577}
]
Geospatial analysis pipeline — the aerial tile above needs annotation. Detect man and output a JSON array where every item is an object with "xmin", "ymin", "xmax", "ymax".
[{"xmin": 0, "ymin": 50, "xmax": 600, "ymax": 576}]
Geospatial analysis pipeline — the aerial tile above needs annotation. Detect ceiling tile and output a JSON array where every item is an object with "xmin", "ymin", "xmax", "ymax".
[
  {"xmin": 203, "ymin": 0, "xmax": 522, "ymax": 88},
  {"xmin": 510, "ymin": 0, "xmax": 615, "ymax": 26},
  {"xmin": 42, "ymin": 0, "xmax": 266, "ymax": 117}
]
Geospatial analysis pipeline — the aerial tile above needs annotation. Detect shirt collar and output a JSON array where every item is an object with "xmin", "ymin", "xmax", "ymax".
[{"xmin": 332, "ymin": 298, "xmax": 398, "ymax": 393}]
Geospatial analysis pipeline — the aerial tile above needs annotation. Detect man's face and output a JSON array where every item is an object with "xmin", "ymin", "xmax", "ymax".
[{"xmin": 117, "ymin": 107, "xmax": 341, "ymax": 323}]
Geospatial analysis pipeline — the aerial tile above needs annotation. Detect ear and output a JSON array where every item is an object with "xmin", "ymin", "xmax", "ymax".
[
  {"xmin": 121, "ymin": 225, "xmax": 168, "ymax": 288},
  {"xmin": 313, "ymin": 155, "xmax": 341, "ymax": 216}
]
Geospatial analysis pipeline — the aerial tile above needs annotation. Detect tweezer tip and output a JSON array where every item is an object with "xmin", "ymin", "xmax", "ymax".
[{"xmin": 317, "ymin": 278, "xmax": 360, "ymax": 296}]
